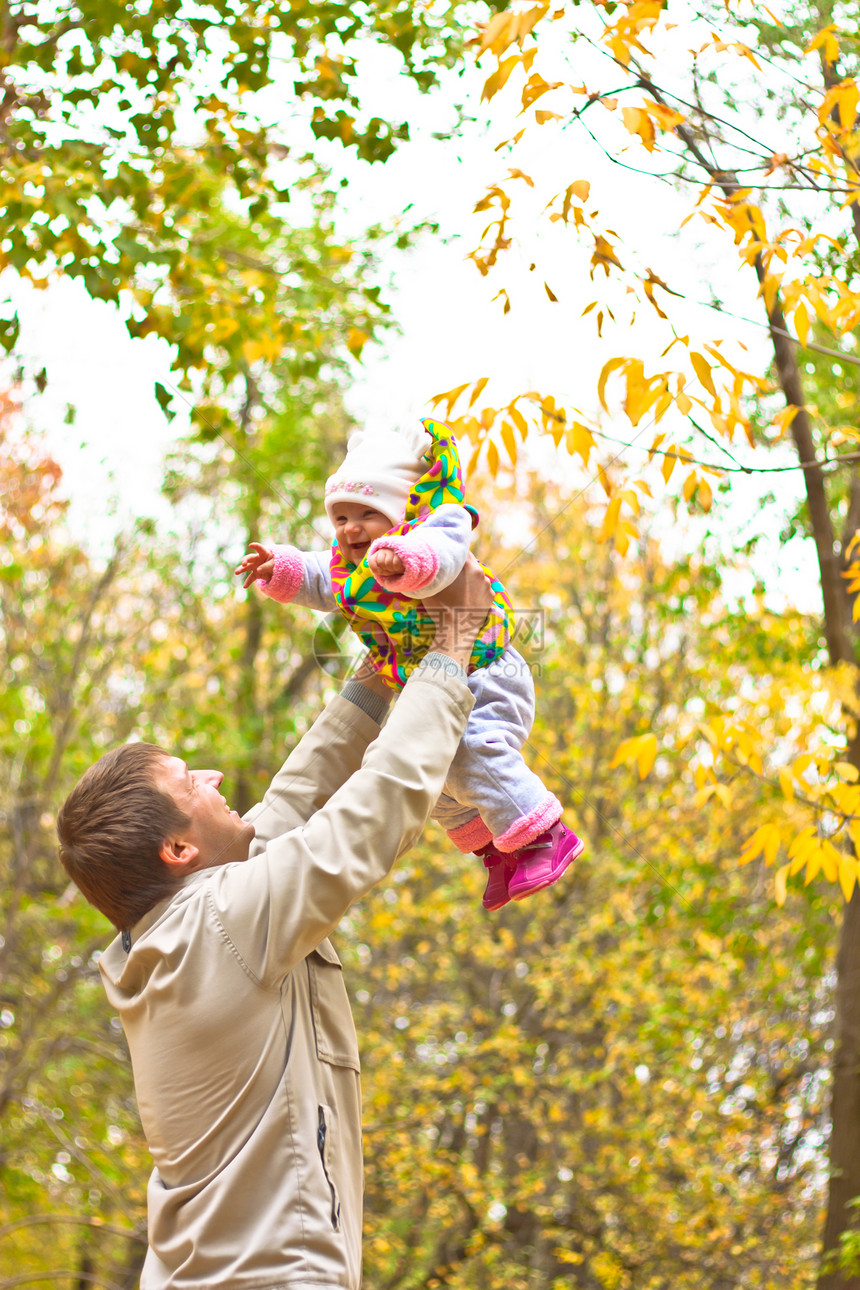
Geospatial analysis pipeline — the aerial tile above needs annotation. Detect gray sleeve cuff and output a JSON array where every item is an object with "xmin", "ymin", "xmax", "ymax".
[
  {"xmin": 340, "ymin": 679, "xmax": 391, "ymax": 726},
  {"xmin": 413, "ymin": 651, "xmax": 468, "ymax": 685}
]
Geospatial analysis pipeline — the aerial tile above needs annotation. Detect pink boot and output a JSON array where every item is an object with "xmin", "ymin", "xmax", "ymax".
[
  {"xmin": 478, "ymin": 845, "xmax": 518, "ymax": 911},
  {"xmin": 506, "ymin": 823, "xmax": 584, "ymax": 901}
]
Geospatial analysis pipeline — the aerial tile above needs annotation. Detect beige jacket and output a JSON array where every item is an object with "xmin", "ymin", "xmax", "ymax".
[{"xmin": 98, "ymin": 664, "xmax": 474, "ymax": 1289}]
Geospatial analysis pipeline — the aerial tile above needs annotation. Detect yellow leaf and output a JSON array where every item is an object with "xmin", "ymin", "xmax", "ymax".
[
  {"xmin": 795, "ymin": 301, "xmax": 810, "ymax": 347},
  {"xmin": 479, "ymin": 12, "xmax": 517, "ymax": 56},
  {"xmin": 486, "ymin": 438, "xmax": 500, "ymax": 478},
  {"xmin": 779, "ymin": 766, "xmax": 795, "ymax": 800},
  {"xmin": 836, "ymin": 80, "xmax": 859, "ymax": 131},
  {"xmin": 788, "ymin": 825, "xmax": 817, "ymax": 875},
  {"xmin": 591, "ymin": 235, "xmax": 623, "ymax": 276},
  {"xmin": 839, "ymin": 854, "xmax": 858, "ymax": 901},
  {"xmin": 510, "ymin": 405, "xmax": 529, "ymax": 439},
  {"xmin": 821, "ymin": 839, "xmax": 842, "ymax": 883},
  {"xmin": 346, "ymin": 327, "xmax": 369, "ymax": 358},
  {"xmin": 635, "ymin": 732, "xmax": 658, "ymax": 779},
  {"xmin": 598, "ymin": 494, "xmax": 623, "ymax": 544},
  {"xmin": 644, "ymin": 99, "xmax": 686, "ymax": 133},
  {"xmin": 694, "ymin": 785, "xmax": 715, "ymax": 809},
  {"xmin": 597, "ymin": 357, "xmax": 626, "ymax": 412},
  {"xmin": 240, "ymin": 268, "xmax": 268, "ymax": 289},
  {"xmin": 521, "ymin": 72, "xmax": 562, "ymax": 110},
  {"xmin": 609, "ymin": 735, "xmax": 637, "ymax": 770},
  {"xmin": 805, "ymin": 24, "xmax": 839, "ymax": 59},
  {"xmin": 713, "ymin": 783, "xmax": 733, "ymax": 809},
  {"xmin": 609, "ymin": 733, "xmax": 656, "ymax": 779},
  {"xmin": 560, "ymin": 182, "xmax": 589, "ymax": 224},
  {"xmin": 805, "ymin": 846, "xmax": 823, "ymax": 885},
  {"xmin": 835, "ymin": 761, "xmax": 860, "ymax": 781},
  {"xmin": 690, "ymin": 351, "xmax": 716, "ymax": 397},
  {"xmin": 500, "ymin": 421, "xmax": 518, "ymax": 465},
  {"xmin": 621, "ymin": 105, "xmax": 656, "ymax": 150},
  {"xmin": 242, "ymin": 339, "xmax": 267, "ymax": 363},
  {"xmin": 772, "ymin": 404, "xmax": 800, "ymax": 435},
  {"xmin": 774, "ymin": 863, "xmax": 790, "ymax": 906},
  {"xmin": 567, "ymin": 421, "xmax": 595, "ymax": 465},
  {"xmin": 545, "ymin": 282, "xmax": 559, "ymax": 302},
  {"xmin": 432, "ymin": 383, "xmax": 469, "ymax": 416},
  {"xmin": 209, "ymin": 316, "xmax": 240, "ymax": 343},
  {"xmin": 468, "ymin": 376, "xmax": 490, "ymax": 409},
  {"xmin": 516, "ymin": 3, "xmax": 549, "ymax": 42}
]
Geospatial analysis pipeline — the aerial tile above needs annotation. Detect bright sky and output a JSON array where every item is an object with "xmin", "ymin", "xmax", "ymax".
[{"xmin": 4, "ymin": 21, "xmax": 819, "ymax": 609}]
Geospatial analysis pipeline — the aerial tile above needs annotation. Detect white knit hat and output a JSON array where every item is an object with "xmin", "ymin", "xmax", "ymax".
[{"xmin": 324, "ymin": 423, "xmax": 432, "ymax": 527}]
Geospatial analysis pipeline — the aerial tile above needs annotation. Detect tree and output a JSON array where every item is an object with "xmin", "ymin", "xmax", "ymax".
[
  {"xmin": 0, "ymin": 393, "xmax": 156, "ymax": 1284},
  {"xmin": 0, "ymin": 0, "xmax": 499, "ymax": 517},
  {"xmin": 430, "ymin": 2, "xmax": 860, "ymax": 1278}
]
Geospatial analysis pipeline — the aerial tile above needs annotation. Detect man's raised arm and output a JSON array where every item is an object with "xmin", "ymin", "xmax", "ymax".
[{"xmin": 215, "ymin": 557, "xmax": 493, "ymax": 978}]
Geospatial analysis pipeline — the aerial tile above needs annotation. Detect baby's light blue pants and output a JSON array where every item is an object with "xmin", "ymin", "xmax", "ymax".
[{"xmin": 431, "ymin": 645, "xmax": 560, "ymax": 848}]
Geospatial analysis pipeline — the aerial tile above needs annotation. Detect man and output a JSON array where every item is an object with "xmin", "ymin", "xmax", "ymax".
[{"xmin": 57, "ymin": 562, "xmax": 491, "ymax": 1289}]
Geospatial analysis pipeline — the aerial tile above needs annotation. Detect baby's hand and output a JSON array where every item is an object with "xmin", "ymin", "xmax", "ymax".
[
  {"xmin": 234, "ymin": 542, "xmax": 275, "ymax": 589},
  {"xmin": 368, "ymin": 547, "xmax": 405, "ymax": 580}
]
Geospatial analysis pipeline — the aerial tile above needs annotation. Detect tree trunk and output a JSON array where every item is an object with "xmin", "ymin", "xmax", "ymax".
[
  {"xmin": 818, "ymin": 716, "xmax": 860, "ymax": 1289},
  {"xmin": 818, "ymin": 887, "xmax": 860, "ymax": 1289},
  {"xmin": 634, "ymin": 65, "xmax": 860, "ymax": 1283}
]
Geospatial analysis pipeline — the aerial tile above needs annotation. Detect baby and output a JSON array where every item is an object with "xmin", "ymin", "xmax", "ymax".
[{"xmin": 235, "ymin": 418, "xmax": 583, "ymax": 910}]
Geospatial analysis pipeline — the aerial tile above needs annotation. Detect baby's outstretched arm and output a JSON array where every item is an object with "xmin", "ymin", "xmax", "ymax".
[
  {"xmin": 235, "ymin": 542, "xmax": 275, "ymax": 589},
  {"xmin": 236, "ymin": 543, "xmax": 338, "ymax": 612}
]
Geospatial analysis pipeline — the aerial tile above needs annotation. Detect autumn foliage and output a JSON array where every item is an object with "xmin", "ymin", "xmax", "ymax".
[{"xmin": 3, "ymin": 0, "xmax": 860, "ymax": 1285}]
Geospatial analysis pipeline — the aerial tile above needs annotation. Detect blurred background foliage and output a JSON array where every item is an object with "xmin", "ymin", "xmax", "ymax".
[
  {"xmin": 0, "ymin": 0, "xmax": 854, "ymax": 1284},
  {"xmin": 0, "ymin": 391, "xmax": 836, "ymax": 1287}
]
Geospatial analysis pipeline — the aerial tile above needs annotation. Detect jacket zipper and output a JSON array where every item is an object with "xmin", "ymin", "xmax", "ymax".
[{"xmin": 317, "ymin": 1106, "xmax": 341, "ymax": 1231}]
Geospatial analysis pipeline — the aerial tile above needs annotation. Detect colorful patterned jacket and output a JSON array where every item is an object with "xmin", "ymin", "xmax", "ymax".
[{"xmin": 260, "ymin": 420, "xmax": 513, "ymax": 689}]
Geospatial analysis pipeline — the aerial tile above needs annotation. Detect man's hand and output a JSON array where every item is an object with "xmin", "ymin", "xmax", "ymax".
[
  {"xmin": 235, "ymin": 543, "xmax": 275, "ymax": 589},
  {"xmin": 368, "ymin": 548, "xmax": 405, "ymax": 580},
  {"xmin": 422, "ymin": 554, "xmax": 493, "ymax": 673}
]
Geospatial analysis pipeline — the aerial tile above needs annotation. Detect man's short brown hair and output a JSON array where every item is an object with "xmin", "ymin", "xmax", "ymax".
[{"xmin": 57, "ymin": 743, "xmax": 191, "ymax": 930}]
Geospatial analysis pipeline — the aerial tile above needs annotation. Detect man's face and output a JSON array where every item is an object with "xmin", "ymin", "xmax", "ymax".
[
  {"xmin": 332, "ymin": 502, "xmax": 393, "ymax": 564},
  {"xmin": 156, "ymin": 756, "xmax": 255, "ymax": 870}
]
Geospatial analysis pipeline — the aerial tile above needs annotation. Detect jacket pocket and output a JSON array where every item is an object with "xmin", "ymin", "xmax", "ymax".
[
  {"xmin": 317, "ymin": 1104, "xmax": 341, "ymax": 1231},
  {"xmin": 307, "ymin": 939, "xmax": 361, "ymax": 1071}
]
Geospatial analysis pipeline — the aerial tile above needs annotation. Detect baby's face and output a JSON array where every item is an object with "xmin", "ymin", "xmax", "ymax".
[{"xmin": 332, "ymin": 501, "xmax": 393, "ymax": 563}]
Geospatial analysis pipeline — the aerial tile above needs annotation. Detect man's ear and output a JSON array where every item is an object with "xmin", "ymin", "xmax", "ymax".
[{"xmin": 159, "ymin": 839, "xmax": 200, "ymax": 871}]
